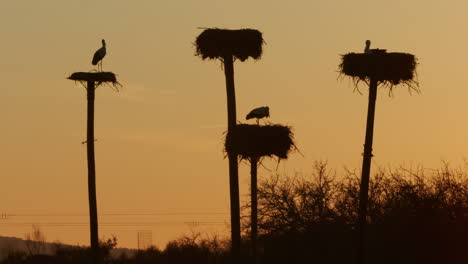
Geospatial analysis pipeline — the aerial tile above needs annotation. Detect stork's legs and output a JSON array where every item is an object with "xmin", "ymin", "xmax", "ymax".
[{"xmin": 93, "ymin": 61, "xmax": 103, "ymax": 72}]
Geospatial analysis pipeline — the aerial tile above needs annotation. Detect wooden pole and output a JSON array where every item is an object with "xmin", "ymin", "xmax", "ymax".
[
  {"xmin": 223, "ymin": 54, "xmax": 241, "ymax": 259},
  {"xmin": 86, "ymin": 81, "xmax": 99, "ymax": 260},
  {"xmin": 357, "ymin": 78, "xmax": 378, "ymax": 264},
  {"xmin": 250, "ymin": 157, "xmax": 258, "ymax": 263}
]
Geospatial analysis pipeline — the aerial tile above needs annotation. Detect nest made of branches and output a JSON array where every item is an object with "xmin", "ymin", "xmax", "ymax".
[
  {"xmin": 340, "ymin": 52, "xmax": 418, "ymax": 88},
  {"xmin": 195, "ymin": 28, "xmax": 264, "ymax": 61},
  {"xmin": 67, "ymin": 72, "xmax": 120, "ymax": 88},
  {"xmin": 225, "ymin": 124, "xmax": 295, "ymax": 160}
]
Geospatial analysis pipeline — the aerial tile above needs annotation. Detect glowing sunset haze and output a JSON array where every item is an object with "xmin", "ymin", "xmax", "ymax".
[{"xmin": 1, "ymin": 1, "xmax": 467, "ymax": 248}]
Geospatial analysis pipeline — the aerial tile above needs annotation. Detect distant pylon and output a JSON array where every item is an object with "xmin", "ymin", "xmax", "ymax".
[{"xmin": 137, "ymin": 230, "xmax": 152, "ymax": 250}]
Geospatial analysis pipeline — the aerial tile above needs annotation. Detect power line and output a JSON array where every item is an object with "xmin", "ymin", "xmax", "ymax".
[
  {"xmin": 0, "ymin": 221, "xmax": 226, "ymax": 227},
  {"xmin": 4, "ymin": 212, "xmax": 229, "ymax": 217}
]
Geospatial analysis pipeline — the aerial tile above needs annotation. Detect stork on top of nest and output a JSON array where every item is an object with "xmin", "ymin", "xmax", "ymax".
[
  {"xmin": 246, "ymin": 106, "xmax": 270, "ymax": 124},
  {"xmin": 340, "ymin": 41, "xmax": 418, "ymax": 90},
  {"xmin": 92, "ymin": 39, "xmax": 107, "ymax": 71},
  {"xmin": 364, "ymin": 40, "xmax": 387, "ymax": 54},
  {"xmin": 225, "ymin": 124, "xmax": 296, "ymax": 160}
]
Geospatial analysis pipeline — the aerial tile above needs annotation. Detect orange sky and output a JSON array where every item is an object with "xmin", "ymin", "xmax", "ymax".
[{"xmin": 1, "ymin": 0, "xmax": 468, "ymax": 249}]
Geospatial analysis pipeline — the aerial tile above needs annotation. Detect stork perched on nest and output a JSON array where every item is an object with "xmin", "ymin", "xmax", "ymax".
[
  {"xmin": 364, "ymin": 40, "xmax": 386, "ymax": 54},
  {"xmin": 92, "ymin": 39, "xmax": 107, "ymax": 71},
  {"xmin": 246, "ymin": 106, "xmax": 269, "ymax": 124}
]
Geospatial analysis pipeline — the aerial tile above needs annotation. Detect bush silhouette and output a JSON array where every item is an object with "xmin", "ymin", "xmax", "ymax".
[{"xmin": 250, "ymin": 161, "xmax": 467, "ymax": 264}]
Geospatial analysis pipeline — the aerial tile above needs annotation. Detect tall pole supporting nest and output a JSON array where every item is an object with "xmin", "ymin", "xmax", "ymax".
[
  {"xmin": 357, "ymin": 78, "xmax": 377, "ymax": 264},
  {"xmin": 223, "ymin": 54, "xmax": 241, "ymax": 258},
  {"xmin": 250, "ymin": 156, "xmax": 259, "ymax": 263},
  {"xmin": 225, "ymin": 123, "xmax": 296, "ymax": 263},
  {"xmin": 86, "ymin": 80, "xmax": 99, "ymax": 260},
  {"xmin": 68, "ymin": 72, "xmax": 119, "ymax": 263},
  {"xmin": 195, "ymin": 28, "xmax": 264, "ymax": 261},
  {"xmin": 339, "ymin": 50, "xmax": 418, "ymax": 264}
]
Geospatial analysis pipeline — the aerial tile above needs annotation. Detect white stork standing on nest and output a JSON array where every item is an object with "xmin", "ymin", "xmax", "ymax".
[
  {"xmin": 92, "ymin": 39, "xmax": 106, "ymax": 71},
  {"xmin": 364, "ymin": 40, "xmax": 386, "ymax": 54},
  {"xmin": 246, "ymin": 106, "xmax": 270, "ymax": 124}
]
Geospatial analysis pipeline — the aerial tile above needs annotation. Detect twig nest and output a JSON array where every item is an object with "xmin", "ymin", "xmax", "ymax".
[
  {"xmin": 68, "ymin": 72, "xmax": 121, "ymax": 89},
  {"xmin": 195, "ymin": 28, "xmax": 264, "ymax": 61},
  {"xmin": 68, "ymin": 72, "xmax": 118, "ymax": 83},
  {"xmin": 340, "ymin": 52, "xmax": 417, "ymax": 86},
  {"xmin": 225, "ymin": 124, "xmax": 295, "ymax": 160}
]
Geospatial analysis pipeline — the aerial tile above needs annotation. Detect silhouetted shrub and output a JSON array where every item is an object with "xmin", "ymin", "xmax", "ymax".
[
  {"xmin": 225, "ymin": 124, "xmax": 295, "ymax": 160},
  {"xmin": 0, "ymin": 251, "xmax": 26, "ymax": 264},
  {"xmin": 161, "ymin": 233, "xmax": 230, "ymax": 264},
  {"xmin": 195, "ymin": 28, "xmax": 263, "ymax": 61},
  {"xmin": 114, "ymin": 247, "xmax": 160, "ymax": 264},
  {"xmin": 250, "ymin": 161, "xmax": 468, "ymax": 264},
  {"xmin": 51, "ymin": 236, "xmax": 117, "ymax": 264}
]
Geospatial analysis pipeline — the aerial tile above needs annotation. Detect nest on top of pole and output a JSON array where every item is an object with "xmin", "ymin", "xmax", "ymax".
[
  {"xmin": 67, "ymin": 72, "xmax": 120, "ymax": 89},
  {"xmin": 225, "ymin": 124, "xmax": 295, "ymax": 160},
  {"xmin": 340, "ymin": 51, "xmax": 418, "ymax": 90},
  {"xmin": 195, "ymin": 28, "xmax": 264, "ymax": 61}
]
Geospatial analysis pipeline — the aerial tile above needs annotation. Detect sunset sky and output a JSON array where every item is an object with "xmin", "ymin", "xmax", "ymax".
[{"xmin": 1, "ymin": 1, "xmax": 468, "ymax": 249}]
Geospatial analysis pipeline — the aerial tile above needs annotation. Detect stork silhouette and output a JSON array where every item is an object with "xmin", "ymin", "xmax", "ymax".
[
  {"xmin": 246, "ymin": 106, "xmax": 270, "ymax": 124},
  {"xmin": 92, "ymin": 39, "xmax": 106, "ymax": 71},
  {"xmin": 364, "ymin": 40, "xmax": 386, "ymax": 54}
]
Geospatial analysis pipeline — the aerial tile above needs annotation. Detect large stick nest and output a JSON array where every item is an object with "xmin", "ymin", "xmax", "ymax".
[
  {"xmin": 68, "ymin": 72, "xmax": 121, "ymax": 90},
  {"xmin": 340, "ymin": 52, "xmax": 418, "ymax": 88},
  {"xmin": 68, "ymin": 72, "xmax": 118, "ymax": 83},
  {"xmin": 195, "ymin": 28, "xmax": 264, "ymax": 61},
  {"xmin": 225, "ymin": 124, "xmax": 296, "ymax": 160}
]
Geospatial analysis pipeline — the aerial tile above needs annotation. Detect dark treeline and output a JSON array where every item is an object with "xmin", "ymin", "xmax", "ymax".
[
  {"xmin": 2, "ymin": 162, "xmax": 467, "ymax": 264},
  {"xmin": 249, "ymin": 161, "xmax": 467, "ymax": 264}
]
